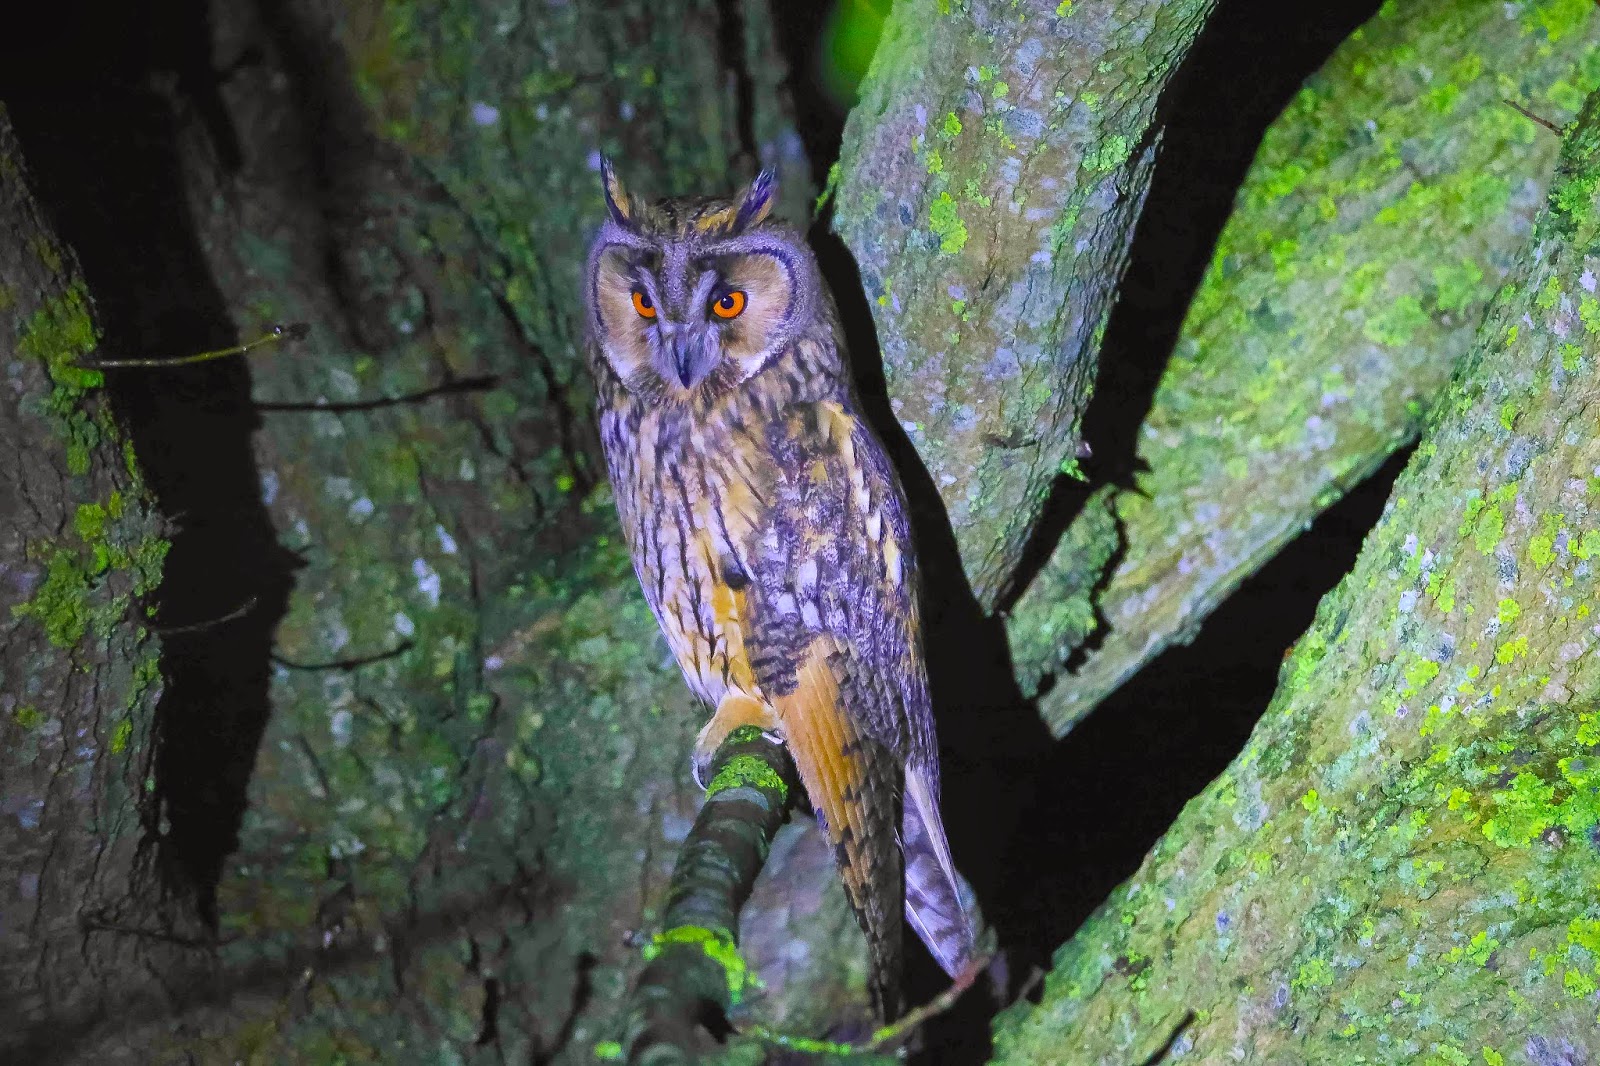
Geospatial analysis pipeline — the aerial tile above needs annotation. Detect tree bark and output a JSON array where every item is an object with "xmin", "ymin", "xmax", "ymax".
[
  {"xmin": 176, "ymin": 1, "xmax": 868, "ymax": 1060},
  {"xmin": 3, "ymin": 2, "xmax": 872, "ymax": 1061},
  {"xmin": 1007, "ymin": 0, "xmax": 1600, "ymax": 733},
  {"xmin": 992, "ymin": 85, "xmax": 1600, "ymax": 1065},
  {"xmin": 833, "ymin": 0, "xmax": 1216, "ymax": 608},
  {"xmin": 0, "ymin": 106, "xmax": 174, "ymax": 1050}
]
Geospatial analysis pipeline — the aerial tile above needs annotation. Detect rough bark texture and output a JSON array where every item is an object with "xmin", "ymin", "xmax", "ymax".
[
  {"xmin": 992, "ymin": 86, "xmax": 1600, "ymax": 1066},
  {"xmin": 832, "ymin": 0, "xmax": 1215, "ymax": 608},
  {"xmin": 0, "ymin": 106, "xmax": 172, "ymax": 1046},
  {"xmin": 623, "ymin": 728, "xmax": 797, "ymax": 1065},
  {"xmin": 9, "ymin": 3, "xmax": 872, "ymax": 1062},
  {"xmin": 1008, "ymin": 0, "xmax": 1600, "ymax": 734}
]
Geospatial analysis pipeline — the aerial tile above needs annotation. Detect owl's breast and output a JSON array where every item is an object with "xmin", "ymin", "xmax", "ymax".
[{"xmin": 603, "ymin": 400, "xmax": 772, "ymax": 709}]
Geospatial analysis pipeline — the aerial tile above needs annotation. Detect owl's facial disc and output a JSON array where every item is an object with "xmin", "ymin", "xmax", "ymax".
[{"xmin": 591, "ymin": 232, "xmax": 802, "ymax": 396}]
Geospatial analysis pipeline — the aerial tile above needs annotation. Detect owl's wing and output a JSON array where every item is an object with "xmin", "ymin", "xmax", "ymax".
[{"xmin": 740, "ymin": 397, "xmax": 973, "ymax": 1014}]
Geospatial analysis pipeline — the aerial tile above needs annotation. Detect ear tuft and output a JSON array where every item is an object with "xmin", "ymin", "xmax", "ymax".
[
  {"xmin": 734, "ymin": 167, "xmax": 778, "ymax": 230},
  {"xmin": 600, "ymin": 156, "xmax": 634, "ymax": 227}
]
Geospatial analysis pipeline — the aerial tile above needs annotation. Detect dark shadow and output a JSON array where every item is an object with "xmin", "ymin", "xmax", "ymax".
[
  {"xmin": 770, "ymin": 2, "xmax": 848, "ymax": 192},
  {"xmin": 998, "ymin": 445, "xmax": 1410, "ymax": 991},
  {"xmin": 0, "ymin": 2, "xmax": 297, "ymax": 927}
]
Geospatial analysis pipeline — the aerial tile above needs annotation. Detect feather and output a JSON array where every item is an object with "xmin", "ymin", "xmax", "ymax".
[
  {"xmin": 599, "ymin": 156, "xmax": 634, "ymax": 228},
  {"xmin": 734, "ymin": 167, "xmax": 778, "ymax": 231},
  {"xmin": 902, "ymin": 765, "xmax": 979, "ymax": 977},
  {"xmin": 774, "ymin": 644, "xmax": 904, "ymax": 1020}
]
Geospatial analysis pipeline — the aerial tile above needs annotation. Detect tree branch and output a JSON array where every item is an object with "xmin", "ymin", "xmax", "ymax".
[{"xmin": 620, "ymin": 726, "xmax": 797, "ymax": 1065}]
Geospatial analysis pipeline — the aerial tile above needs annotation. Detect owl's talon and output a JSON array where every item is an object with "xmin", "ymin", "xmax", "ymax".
[{"xmin": 691, "ymin": 694, "xmax": 781, "ymax": 791}]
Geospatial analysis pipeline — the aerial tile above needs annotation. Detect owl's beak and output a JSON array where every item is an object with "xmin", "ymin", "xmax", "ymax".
[{"xmin": 666, "ymin": 331, "xmax": 716, "ymax": 389}]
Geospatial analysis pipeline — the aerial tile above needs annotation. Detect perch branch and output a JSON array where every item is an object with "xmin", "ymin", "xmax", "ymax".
[{"xmin": 620, "ymin": 726, "xmax": 796, "ymax": 1066}]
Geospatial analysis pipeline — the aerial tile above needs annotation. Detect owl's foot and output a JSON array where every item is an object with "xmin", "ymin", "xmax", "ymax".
[{"xmin": 692, "ymin": 693, "xmax": 782, "ymax": 788}]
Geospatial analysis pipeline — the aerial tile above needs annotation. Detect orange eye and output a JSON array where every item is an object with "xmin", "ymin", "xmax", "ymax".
[
  {"xmin": 631, "ymin": 289, "xmax": 656, "ymax": 319},
  {"xmin": 711, "ymin": 290, "xmax": 747, "ymax": 320}
]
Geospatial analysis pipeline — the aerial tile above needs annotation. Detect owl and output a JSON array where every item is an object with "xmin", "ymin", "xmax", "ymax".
[{"xmin": 582, "ymin": 160, "xmax": 979, "ymax": 1018}]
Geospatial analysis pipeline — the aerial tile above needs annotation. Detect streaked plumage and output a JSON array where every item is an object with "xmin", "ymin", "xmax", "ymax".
[{"xmin": 583, "ymin": 161, "xmax": 978, "ymax": 1018}]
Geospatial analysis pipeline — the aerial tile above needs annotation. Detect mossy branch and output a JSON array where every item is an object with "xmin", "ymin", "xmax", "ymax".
[
  {"xmin": 621, "ymin": 726, "xmax": 796, "ymax": 1065},
  {"xmin": 992, "ymin": 84, "xmax": 1600, "ymax": 1063},
  {"xmin": 1008, "ymin": 1, "xmax": 1600, "ymax": 730}
]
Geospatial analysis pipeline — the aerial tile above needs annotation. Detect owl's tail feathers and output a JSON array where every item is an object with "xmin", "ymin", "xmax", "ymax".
[
  {"xmin": 773, "ymin": 650, "xmax": 906, "ymax": 1020},
  {"xmin": 902, "ymin": 766, "xmax": 985, "ymax": 980}
]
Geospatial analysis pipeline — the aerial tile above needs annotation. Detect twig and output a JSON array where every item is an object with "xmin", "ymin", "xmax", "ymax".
[
  {"xmin": 150, "ymin": 595, "xmax": 259, "ymax": 635},
  {"xmin": 81, "ymin": 322, "xmax": 309, "ymax": 369},
  {"xmin": 618, "ymin": 726, "xmax": 796, "ymax": 1065},
  {"xmin": 748, "ymin": 950, "xmax": 992, "ymax": 1057},
  {"xmin": 252, "ymin": 374, "xmax": 497, "ymax": 413},
  {"xmin": 1503, "ymin": 98, "xmax": 1565, "ymax": 137},
  {"xmin": 270, "ymin": 639, "xmax": 414, "ymax": 671}
]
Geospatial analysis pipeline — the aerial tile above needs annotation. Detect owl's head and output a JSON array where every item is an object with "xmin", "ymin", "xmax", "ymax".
[{"xmin": 584, "ymin": 159, "xmax": 821, "ymax": 399}]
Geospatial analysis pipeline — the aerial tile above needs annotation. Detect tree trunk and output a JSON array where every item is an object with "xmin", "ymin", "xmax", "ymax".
[
  {"xmin": 4, "ymin": 2, "xmax": 869, "ymax": 1061},
  {"xmin": 992, "ymin": 85, "xmax": 1600, "ymax": 1066},
  {"xmin": 833, "ymin": 0, "xmax": 1216, "ymax": 608},
  {"xmin": 1007, "ymin": 0, "xmax": 1600, "ymax": 733},
  {"xmin": 0, "ymin": 106, "xmax": 174, "ymax": 1052}
]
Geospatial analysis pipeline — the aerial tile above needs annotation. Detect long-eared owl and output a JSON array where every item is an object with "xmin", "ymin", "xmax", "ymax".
[{"xmin": 582, "ymin": 160, "xmax": 979, "ymax": 1017}]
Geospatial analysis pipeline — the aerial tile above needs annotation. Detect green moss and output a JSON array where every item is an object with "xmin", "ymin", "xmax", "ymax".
[
  {"xmin": 1292, "ymin": 956, "xmax": 1335, "ymax": 994},
  {"xmin": 705, "ymin": 753, "xmax": 788, "ymax": 802},
  {"xmin": 1528, "ymin": 533, "xmax": 1556, "ymax": 569},
  {"xmin": 1083, "ymin": 134, "xmax": 1130, "ymax": 173},
  {"xmin": 927, "ymin": 192, "xmax": 968, "ymax": 255},
  {"xmin": 1405, "ymin": 658, "xmax": 1441, "ymax": 691},
  {"xmin": 643, "ymin": 925, "xmax": 751, "ymax": 1005},
  {"xmin": 1473, "ymin": 504, "xmax": 1504, "ymax": 554},
  {"xmin": 1481, "ymin": 772, "xmax": 1557, "ymax": 847},
  {"xmin": 1528, "ymin": 0, "xmax": 1593, "ymax": 42},
  {"xmin": 1432, "ymin": 260, "xmax": 1484, "ymax": 311},
  {"xmin": 130, "ymin": 535, "xmax": 169, "ymax": 596},
  {"xmin": 19, "ymin": 281, "xmax": 101, "ymax": 392},
  {"xmin": 18, "ymin": 281, "xmax": 108, "ymax": 480},
  {"xmin": 13, "ymin": 548, "xmax": 93, "ymax": 648},
  {"xmin": 73, "ymin": 501, "xmax": 108, "ymax": 541}
]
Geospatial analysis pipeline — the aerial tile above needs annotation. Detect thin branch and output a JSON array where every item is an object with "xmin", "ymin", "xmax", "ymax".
[
  {"xmin": 81, "ymin": 322, "xmax": 309, "ymax": 369},
  {"xmin": 611, "ymin": 727, "xmax": 995, "ymax": 1062},
  {"xmin": 253, "ymin": 375, "xmax": 498, "ymax": 413},
  {"xmin": 748, "ymin": 950, "xmax": 993, "ymax": 1058},
  {"xmin": 150, "ymin": 595, "xmax": 259, "ymax": 635},
  {"xmin": 270, "ymin": 640, "xmax": 413, "ymax": 671},
  {"xmin": 618, "ymin": 726, "xmax": 795, "ymax": 1065},
  {"xmin": 1503, "ymin": 98, "xmax": 1564, "ymax": 136}
]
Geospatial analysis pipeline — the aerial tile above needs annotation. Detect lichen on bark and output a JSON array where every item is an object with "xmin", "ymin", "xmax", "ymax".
[
  {"xmin": 992, "ymin": 84, "xmax": 1600, "ymax": 1065},
  {"xmin": 832, "ymin": 0, "xmax": 1216, "ymax": 607},
  {"xmin": 0, "ymin": 105, "xmax": 171, "ymax": 1047},
  {"xmin": 1009, "ymin": 0, "xmax": 1600, "ymax": 733}
]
